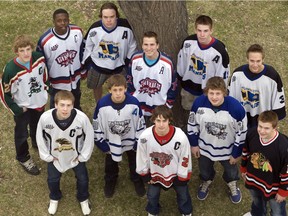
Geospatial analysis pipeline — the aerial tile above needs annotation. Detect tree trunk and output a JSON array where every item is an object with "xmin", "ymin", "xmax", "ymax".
[{"xmin": 118, "ymin": 1, "xmax": 189, "ymax": 128}]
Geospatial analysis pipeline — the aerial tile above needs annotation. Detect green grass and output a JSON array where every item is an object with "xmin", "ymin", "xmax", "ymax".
[{"xmin": 0, "ymin": 1, "xmax": 288, "ymax": 216}]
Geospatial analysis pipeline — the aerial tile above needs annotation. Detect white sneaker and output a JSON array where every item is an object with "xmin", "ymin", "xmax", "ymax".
[
  {"xmin": 80, "ymin": 199, "xmax": 91, "ymax": 215},
  {"xmin": 243, "ymin": 212, "xmax": 252, "ymax": 216},
  {"xmin": 48, "ymin": 199, "xmax": 58, "ymax": 215}
]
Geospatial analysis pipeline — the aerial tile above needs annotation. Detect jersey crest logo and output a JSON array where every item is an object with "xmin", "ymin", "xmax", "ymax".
[
  {"xmin": 135, "ymin": 66, "xmax": 142, "ymax": 71},
  {"xmin": 189, "ymin": 54, "xmax": 207, "ymax": 80},
  {"xmin": 54, "ymin": 138, "xmax": 75, "ymax": 152},
  {"xmin": 205, "ymin": 122, "xmax": 227, "ymax": 140},
  {"xmin": 140, "ymin": 138, "xmax": 147, "ymax": 143},
  {"xmin": 250, "ymin": 152, "xmax": 272, "ymax": 172},
  {"xmin": 56, "ymin": 50, "xmax": 77, "ymax": 67},
  {"xmin": 51, "ymin": 44, "xmax": 58, "ymax": 51},
  {"xmin": 109, "ymin": 119, "xmax": 131, "ymax": 136},
  {"xmin": 98, "ymin": 40, "xmax": 120, "ymax": 60},
  {"xmin": 188, "ymin": 112, "xmax": 195, "ymax": 123},
  {"xmin": 28, "ymin": 77, "xmax": 42, "ymax": 97},
  {"xmin": 139, "ymin": 78, "xmax": 162, "ymax": 97},
  {"xmin": 241, "ymin": 87, "xmax": 260, "ymax": 108},
  {"xmin": 45, "ymin": 124, "xmax": 54, "ymax": 129},
  {"xmin": 184, "ymin": 43, "xmax": 191, "ymax": 48},
  {"xmin": 150, "ymin": 152, "xmax": 173, "ymax": 168},
  {"xmin": 89, "ymin": 31, "xmax": 97, "ymax": 37},
  {"xmin": 196, "ymin": 109, "xmax": 205, "ymax": 115}
]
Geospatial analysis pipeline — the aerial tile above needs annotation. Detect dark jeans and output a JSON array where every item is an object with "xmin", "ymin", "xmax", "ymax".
[
  {"xmin": 50, "ymin": 81, "xmax": 82, "ymax": 110},
  {"xmin": 146, "ymin": 184, "xmax": 192, "ymax": 215},
  {"xmin": 249, "ymin": 189, "xmax": 286, "ymax": 216},
  {"xmin": 104, "ymin": 150, "xmax": 141, "ymax": 183},
  {"xmin": 14, "ymin": 109, "xmax": 43, "ymax": 162},
  {"xmin": 47, "ymin": 162, "xmax": 89, "ymax": 202},
  {"xmin": 198, "ymin": 155, "xmax": 239, "ymax": 183}
]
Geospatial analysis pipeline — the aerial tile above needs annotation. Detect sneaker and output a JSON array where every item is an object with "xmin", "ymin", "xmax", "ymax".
[
  {"xmin": 197, "ymin": 180, "xmax": 212, "ymax": 200},
  {"xmin": 48, "ymin": 199, "xmax": 58, "ymax": 215},
  {"xmin": 243, "ymin": 212, "xmax": 252, "ymax": 216},
  {"xmin": 80, "ymin": 199, "xmax": 91, "ymax": 215},
  {"xmin": 104, "ymin": 180, "xmax": 116, "ymax": 198},
  {"xmin": 134, "ymin": 180, "xmax": 146, "ymax": 197},
  {"xmin": 19, "ymin": 158, "xmax": 40, "ymax": 175},
  {"xmin": 227, "ymin": 181, "xmax": 242, "ymax": 204}
]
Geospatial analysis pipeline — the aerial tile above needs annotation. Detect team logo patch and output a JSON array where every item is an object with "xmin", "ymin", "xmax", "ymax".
[
  {"xmin": 140, "ymin": 138, "xmax": 147, "ymax": 143},
  {"xmin": 185, "ymin": 43, "xmax": 191, "ymax": 48},
  {"xmin": 241, "ymin": 87, "xmax": 260, "ymax": 108},
  {"xmin": 45, "ymin": 124, "xmax": 54, "ymax": 129},
  {"xmin": 205, "ymin": 122, "xmax": 227, "ymax": 140},
  {"xmin": 28, "ymin": 77, "xmax": 42, "ymax": 97},
  {"xmin": 93, "ymin": 120, "xmax": 99, "ymax": 130},
  {"xmin": 54, "ymin": 138, "xmax": 75, "ymax": 152},
  {"xmin": 139, "ymin": 78, "xmax": 161, "ymax": 97},
  {"xmin": 231, "ymin": 76, "xmax": 236, "ymax": 82},
  {"xmin": 135, "ymin": 66, "xmax": 142, "ymax": 71},
  {"xmin": 51, "ymin": 44, "xmax": 58, "ymax": 51},
  {"xmin": 197, "ymin": 109, "xmax": 205, "ymax": 115},
  {"xmin": 89, "ymin": 31, "xmax": 97, "ymax": 37},
  {"xmin": 188, "ymin": 112, "xmax": 195, "ymax": 123},
  {"xmin": 250, "ymin": 152, "xmax": 272, "ymax": 172},
  {"xmin": 150, "ymin": 152, "xmax": 173, "ymax": 168},
  {"xmin": 109, "ymin": 119, "xmax": 131, "ymax": 136},
  {"xmin": 56, "ymin": 50, "xmax": 77, "ymax": 67}
]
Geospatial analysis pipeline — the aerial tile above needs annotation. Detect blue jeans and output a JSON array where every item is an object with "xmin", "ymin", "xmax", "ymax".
[
  {"xmin": 249, "ymin": 189, "xmax": 286, "ymax": 216},
  {"xmin": 198, "ymin": 155, "xmax": 239, "ymax": 183},
  {"xmin": 146, "ymin": 184, "xmax": 192, "ymax": 215},
  {"xmin": 47, "ymin": 162, "xmax": 89, "ymax": 202}
]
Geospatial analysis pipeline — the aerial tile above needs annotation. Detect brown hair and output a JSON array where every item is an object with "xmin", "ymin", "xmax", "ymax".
[
  {"xmin": 258, "ymin": 111, "xmax": 278, "ymax": 128},
  {"xmin": 246, "ymin": 44, "xmax": 265, "ymax": 59},
  {"xmin": 99, "ymin": 2, "xmax": 120, "ymax": 18},
  {"xmin": 204, "ymin": 76, "xmax": 227, "ymax": 96},
  {"xmin": 13, "ymin": 35, "xmax": 34, "ymax": 53},
  {"xmin": 143, "ymin": 31, "xmax": 159, "ymax": 44},
  {"xmin": 150, "ymin": 105, "xmax": 173, "ymax": 123},
  {"xmin": 106, "ymin": 74, "xmax": 127, "ymax": 89},
  {"xmin": 54, "ymin": 90, "xmax": 75, "ymax": 105},
  {"xmin": 195, "ymin": 15, "xmax": 213, "ymax": 29}
]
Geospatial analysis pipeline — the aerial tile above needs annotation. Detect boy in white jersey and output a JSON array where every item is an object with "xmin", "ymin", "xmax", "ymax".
[
  {"xmin": 36, "ymin": 91, "xmax": 94, "ymax": 215},
  {"xmin": 0, "ymin": 35, "xmax": 49, "ymax": 175},
  {"xmin": 137, "ymin": 105, "xmax": 192, "ymax": 216},
  {"xmin": 93, "ymin": 74, "xmax": 146, "ymax": 198}
]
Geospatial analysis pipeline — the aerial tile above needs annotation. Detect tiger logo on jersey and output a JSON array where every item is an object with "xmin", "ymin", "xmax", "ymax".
[
  {"xmin": 139, "ymin": 78, "xmax": 162, "ymax": 97},
  {"xmin": 241, "ymin": 87, "xmax": 260, "ymax": 108},
  {"xmin": 150, "ymin": 152, "xmax": 173, "ymax": 168},
  {"xmin": 55, "ymin": 50, "xmax": 77, "ymax": 67},
  {"xmin": 189, "ymin": 54, "xmax": 207, "ymax": 80},
  {"xmin": 109, "ymin": 119, "xmax": 131, "ymax": 136}
]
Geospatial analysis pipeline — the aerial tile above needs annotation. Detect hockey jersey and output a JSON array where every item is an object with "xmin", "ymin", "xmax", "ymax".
[
  {"xmin": 82, "ymin": 18, "xmax": 137, "ymax": 74},
  {"xmin": 36, "ymin": 108, "xmax": 94, "ymax": 173},
  {"xmin": 136, "ymin": 126, "xmax": 192, "ymax": 188},
  {"xmin": 229, "ymin": 64, "xmax": 286, "ymax": 127},
  {"xmin": 127, "ymin": 51, "xmax": 177, "ymax": 116},
  {"xmin": 177, "ymin": 34, "xmax": 230, "ymax": 96},
  {"xmin": 188, "ymin": 95, "xmax": 247, "ymax": 161},
  {"xmin": 93, "ymin": 93, "xmax": 146, "ymax": 162},
  {"xmin": 0, "ymin": 52, "xmax": 49, "ymax": 116},
  {"xmin": 37, "ymin": 24, "xmax": 84, "ymax": 91},
  {"xmin": 241, "ymin": 128, "xmax": 288, "ymax": 199}
]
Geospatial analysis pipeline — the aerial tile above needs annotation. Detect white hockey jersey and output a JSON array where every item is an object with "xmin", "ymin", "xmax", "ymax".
[
  {"xmin": 229, "ymin": 64, "xmax": 286, "ymax": 127},
  {"xmin": 177, "ymin": 34, "xmax": 230, "ymax": 96},
  {"xmin": 36, "ymin": 109, "xmax": 94, "ymax": 173},
  {"xmin": 136, "ymin": 126, "xmax": 192, "ymax": 188},
  {"xmin": 127, "ymin": 51, "xmax": 177, "ymax": 116},
  {"xmin": 82, "ymin": 18, "xmax": 137, "ymax": 74},
  {"xmin": 93, "ymin": 93, "xmax": 146, "ymax": 162},
  {"xmin": 37, "ymin": 24, "xmax": 83, "ymax": 91},
  {"xmin": 187, "ymin": 95, "xmax": 247, "ymax": 161}
]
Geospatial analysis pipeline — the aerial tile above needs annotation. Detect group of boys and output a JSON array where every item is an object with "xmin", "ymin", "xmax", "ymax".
[{"xmin": 0, "ymin": 2, "xmax": 287, "ymax": 216}]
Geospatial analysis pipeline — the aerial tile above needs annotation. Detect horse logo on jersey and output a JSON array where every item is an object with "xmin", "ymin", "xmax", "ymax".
[
  {"xmin": 250, "ymin": 153, "xmax": 272, "ymax": 172},
  {"xmin": 109, "ymin": 119, "xmax": 131, "ymax": 136},
  {"xmin": 56, "ymin": 50, "xmax": 77, "ymax": 67},
  {"xmin": 241, "ymin": 87, "xmax": 260, "ymax": 108},
  {"xmin": 54, "ymin": 138, "xmax": 75, "ymax": 152},
  {"xmin": 139, "ymin": 78, "xmax": 162, "ymax": 97},
  {"xmin": 98, "ymin": 40, "xmax": 119, "ymax": 60},
  {"xmin": 189, "ymin": 54, "xmax": 207, "ymax": 80},
  {"xmin": 150, "ymin": 152, "xmax": 173, "ymax": 168},
  {"xmin": 205, "ymin": 122, "xmax": 227, "ymax": 140},
  {"xmin": 28, "ymin": 77, "xmax": 42, "ymax": 97}
]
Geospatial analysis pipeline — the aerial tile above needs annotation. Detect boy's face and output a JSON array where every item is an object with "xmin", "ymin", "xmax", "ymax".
[
  {"xmin": 101, "ymin": 9, "xmax": 117, "ymax": 29},
  {"xmin": 195, "ymin": 24, "xmax": 212, "ymax": 45},
  {"xmin": 257, "ymin": 121, "xmax": 276, "ymax": 140},
  {"xmin": 53, "ymin": 13, "xmax": 69, "ymax": 35},
  {"xmin": 247, "ymin": 52, "xmax": 264, "ymax": 74},
  {"xmin": 154, "ymin": 115, "xmax": 170, "ymax": 136},
  {"xmin": 207, "ymin": 89, "xmax": 225, "ymax": 107},
  {"xmin": 109, "ymin": 85, "xmax": 126, "ymax": 103},
  {"xmin": 55, "ymin": 99, "xmax": 74, "ymax": 120},
  {"xmin": 142, "ymin": 37, "xmax": 159, "ymax": 60},
  {"xmin": 16, "ymin": 45, "xmax": 32, "ymax": 63}
]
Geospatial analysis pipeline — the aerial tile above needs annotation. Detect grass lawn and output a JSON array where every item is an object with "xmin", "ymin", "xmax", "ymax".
[{"xmin": 0, "ymin": 1, "xmax": 288, "ymax": 215}]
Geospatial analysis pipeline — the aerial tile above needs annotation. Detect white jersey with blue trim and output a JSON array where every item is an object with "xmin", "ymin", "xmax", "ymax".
[{"xmin": 187, "ymin": 95, "xmax": 247, "ymax": 161}]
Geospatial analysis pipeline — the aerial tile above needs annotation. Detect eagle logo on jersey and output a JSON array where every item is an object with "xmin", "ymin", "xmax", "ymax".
[
  {"xmin": 241, "ymin": 87, "xmax": 260, "ymax": 108},
  {"xmin": 205, "ymin": 122, "xmax": 227, "ymax": 140},
  {"xmin": 250, "ymin": 152, "xmax": 272, "ymax": 172},
  {"xmin": 28, "ymin": 77, "xmax": 42, "ymax": 97},
  {"xmin": 189, "ymin": 54, "xmax": 207, "ymax": 80},
  {"xmin": 150, "ymin": 152, "xmax": 173, "ymax": 168},
  {"xmin": 54, "ymin": 138, "xmax": 75, "ymax": 152},
  {"xmin": 139, "ymin": 78, "xmax": 162, "ymax": 97},
  {"xmin": 56, "ymin": 50, "xmax": 77, "ymax": 67},
  {"xmin": 109, "ymin": 119, "xmax": 131, "ymax": 136}
]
